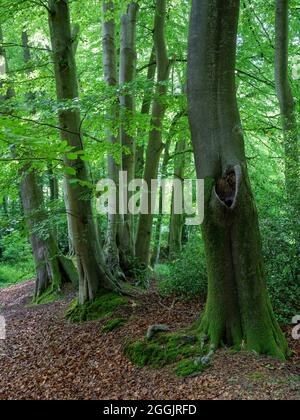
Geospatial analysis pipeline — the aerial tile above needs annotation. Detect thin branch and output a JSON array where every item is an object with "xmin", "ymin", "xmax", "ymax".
[{"xmin": 0, "ymin": 42, "xmax": 51, "ymax": 53}]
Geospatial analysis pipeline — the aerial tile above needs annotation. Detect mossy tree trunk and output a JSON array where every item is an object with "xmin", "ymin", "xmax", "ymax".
[
  {"xmin": 187, "ymin": 0, "xmax": 289, "ymax": 359},
  {"xmin": 48, "ymin": 0, "xmax": 117, "ymax": 304},
  {"xmin": 21, "ymin": 166, "xmax": 79, "ymax": 298}
]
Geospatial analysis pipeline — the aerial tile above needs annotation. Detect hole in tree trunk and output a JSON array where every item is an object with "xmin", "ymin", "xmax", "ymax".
[{"xmin": 216, "ymin": 169, "xmax": 237, "ymax": 208}]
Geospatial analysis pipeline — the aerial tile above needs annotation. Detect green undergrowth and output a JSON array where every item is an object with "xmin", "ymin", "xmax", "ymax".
[
  {"xmin": 124, "ymin": 331, "xmax": 208, "ymax": 377},
  {"xmin": 102, "ymin": 317, "xmax": 126, "ymax": 333},
  {"xmin": 0, "ymin": 262, "xmax": 35, "ymax": 289},
  {"xmin": 65, "ymin": 290, "xmax": 129, "ymax": 323}
]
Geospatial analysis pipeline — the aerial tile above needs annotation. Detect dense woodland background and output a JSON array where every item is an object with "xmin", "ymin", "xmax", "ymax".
[{"xmin": 0, "ymin": 0, "xmax": 299, "ymax": 400}]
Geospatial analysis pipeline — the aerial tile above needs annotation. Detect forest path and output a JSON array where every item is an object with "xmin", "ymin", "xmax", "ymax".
[{"xmin": 0, "ymin": 281, "xmax": 299, "ymax": 400}]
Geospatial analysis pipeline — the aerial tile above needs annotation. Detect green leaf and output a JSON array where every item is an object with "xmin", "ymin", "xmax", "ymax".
[{"xmin": 64, "ymin": 167, "xmax": 77, "ymax": 176}]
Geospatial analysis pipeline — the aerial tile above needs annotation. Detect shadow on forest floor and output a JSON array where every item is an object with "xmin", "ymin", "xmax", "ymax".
[{"xmin": 0, "ymin": 280, "xmax": 299, "ymax": 400}]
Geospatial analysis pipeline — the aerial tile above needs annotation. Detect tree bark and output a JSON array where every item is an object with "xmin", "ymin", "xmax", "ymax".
[
  {"xmin": 187, "ymin": 0, "xmax": 288, "ymax": 359},
  {"xmin": 48, "ymin": 0, "xmax": 117, "ymax": 304},
  {"xmin": 118, "ymin": 2, "xmax": 139, "ymax": 270},
  {"xmin": 135, "ymin": 46, "xmax": 157, "ymax": 179},
  {"xmin": 135, "ymin": 0, "xmax": 171, "ymax": 266},
  {"xmin": 102, "ymin": 0, "xmax": 121, "ymax": 274},
  {"xmin": 275, "ymin": 0, "xmax": 299, "ymax": 204},
  {"xmin": 168, "ymin": 138, "xmax": 186, "ymax": 259},
  {"xmin": 21, "ymin": 165, "xmax": 80, "ymax": 297}
]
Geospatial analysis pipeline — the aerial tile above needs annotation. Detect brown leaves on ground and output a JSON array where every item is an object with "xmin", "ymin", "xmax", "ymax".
[{"xmin": 0, "ymin": 280, "xmax": 299, "ymax": 400}]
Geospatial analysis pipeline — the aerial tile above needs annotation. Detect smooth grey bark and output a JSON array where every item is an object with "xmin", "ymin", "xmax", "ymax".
[
  {"xmin": 275, "ymin": 0, "xmax": 299, "ymax": 203},
  {"xmin": 168, "ymin": 138, "xmax": 186, "ymax": 259},
  {"xmin": 135, "ymin": 0, "xmax": 172, "ymax": 266},
  {"xmin": 187, "ymin": 0, "xmax": 288, "ymax": 359},
  {"xmin": 135, "ymin": 46, "xmax": 157, "ymax": 179},
  {"xmin": 62, "ymin": 23, "xmax": 80, "ymax": 256},
  {"xmin": 118, "ymin": 2, "xmax": 139, "ymax": 270},
  {"xmin": 48, "ymin": 0, "xmax": 117, "ymax": 304},
  {"xmin": 102, "ymin": 0, "xmax": 121, "ymax": 273}
]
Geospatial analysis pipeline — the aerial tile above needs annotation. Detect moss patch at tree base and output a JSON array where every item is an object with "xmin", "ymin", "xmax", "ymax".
[
  {"xmin": 102, "ymin": 318, "xmax": 126, "ymax": 333},
  {"xmin": 124, "ymin": 331, "xmax": 208, "ymax": 377},
  {"xmin": 31, "ymin": 288, "xmax": 62, "ymax": 305},
  {"xmin": 65, "ymin": 290, "xmax": 128, "ymax": 323}
]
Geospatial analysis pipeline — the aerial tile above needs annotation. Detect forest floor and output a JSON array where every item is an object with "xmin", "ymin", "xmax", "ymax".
[{"xmin": 0, "ymin": 280, "xmax": 299, "ymax": 400}]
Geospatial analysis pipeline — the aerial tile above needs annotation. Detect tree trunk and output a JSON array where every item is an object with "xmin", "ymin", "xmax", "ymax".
[
  {"xmin": 135, "ymin": 0, "xmax": 171, "ymax": 266},
  {"xmin": 275, "ymin": 0, "xmax": 299, "ymax": 204},
  {"xmin": 135, "ymin": 46, "xmax": 157, "ymax": 179},
  {"xmin": 168, "ymin": 138, "xmax": 186, "ymax": 259},
  {"xmin": 48, "ymin": 164, "xmax": 59, "ymax": 202},
  {"xmin": 48, "ymin": 0, "xmax": 117, "ymax": 304},
  {"xmin": 187, "ymin": 0, "xmax": 288, "ymax": 359},
  {"xmin": 63, "ymin": 177, "xmax": 75, "ymax": 256},
  {"xmin": 118, "ymin": 2, "xmax": 139, "ymax": 270},
  {"xmin": 47, "ymin": 163, "xmax": 59, "ymax": 240},
  {"xmin": 21, "ymin": 166, "xmax": 79, "ymax": 297},
  {"xmin": 102, "ymin": 0, "xmax": 121, "ymax": 274}
]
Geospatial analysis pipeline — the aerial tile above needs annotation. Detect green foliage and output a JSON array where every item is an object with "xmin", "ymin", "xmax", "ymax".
[
  {"xmin": 65, "ymin": 290, "xmax": 128, "ymax": 323},
  {"xmin": 126, "ymin": 257, "xmax": 151, "ymax": 289},
  {"xmin": 0, "ymin": 261, "xmax": 35, "ymax": 288},
  {"xmin": 0, "ymin": 230, "xmax": 33, "ymax": 263},
  {"xmin": 102, "ymin": 317, "xmax": 126, "ymax": 333},
  {"xmin": 124, "ymin": 332, "xmax": 206, "ymax": 377},
  {"xmin": 261, "ymin": 208, "xmax": 300, "ymax": 324},
  {"xmin": 0, "ymin": 226, "xmax": 35, "ymax": 289},
  {"xmin": 157, "ymin": 234, "xmax": 207, "ymax": 298}
]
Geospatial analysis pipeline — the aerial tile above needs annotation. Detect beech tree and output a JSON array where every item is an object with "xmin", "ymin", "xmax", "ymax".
[
  {"xmin": 47, "ymin": 0, "xmax": 118, "ymax": 303},
  {"xmin": 275, "ymin": 0, "xmax": 299, "ymax": 204},
  {"xmin": 118, "ymin": 2, "xmax": 139, "ymax": 270},
  {"xmin": 187, "ymin": 0, "xmax": 289, "ymax": 359},
  {"xmin": 102, "ymin": 0, "xmax": 121, "ymax": 273},
  {"xmin": 1, "ymin": 28, "xmax": 78, "ymax": 298}
]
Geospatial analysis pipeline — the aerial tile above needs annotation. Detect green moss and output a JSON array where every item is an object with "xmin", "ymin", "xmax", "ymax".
[
  {"xmin": 174, "ymin": 358, "xmax": 206, "ymax": 377},
  {"xmin": 102, "ymin": 318, "xmax": 126, "ymax": 333},
  {"xmin": 124, "ymin": 332, "xmax": 207, "ymax": 376},
  {"xmin": 32, "ymin": 287, "xmax": 62, "ymax": 305},
  {"xmin": 65, "ymin": 290, "xmax": 128, "ymax": 323},
  {"xmin": 247, "ymin": 372, "xmax": 267, "ymax": 382}
]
